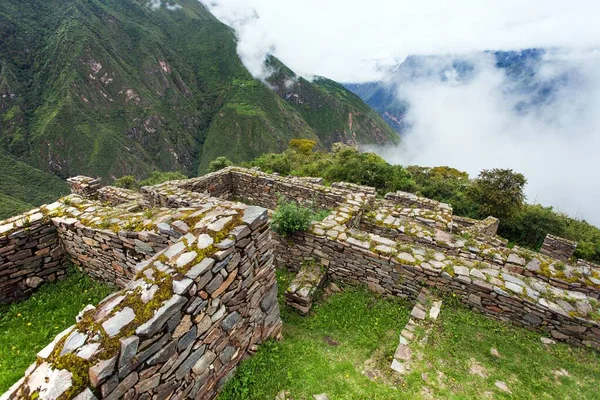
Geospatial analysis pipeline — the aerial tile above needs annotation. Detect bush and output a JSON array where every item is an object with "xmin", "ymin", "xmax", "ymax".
[
  {"xmin": 113, "ymin": 175, "xmax": 138, "ymax": 190},
  {"xmin": 271, "ymin": 200, "xmax": 316, "ymax": 236},
  {"xmin": 208, "ymin": 156, "xmax": 233, "ymax": 172}
]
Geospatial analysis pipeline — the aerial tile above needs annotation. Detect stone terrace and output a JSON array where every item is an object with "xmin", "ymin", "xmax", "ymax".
[{"xmin": 1, "ymin": 166, "xmax": 600, "ymax": 399}]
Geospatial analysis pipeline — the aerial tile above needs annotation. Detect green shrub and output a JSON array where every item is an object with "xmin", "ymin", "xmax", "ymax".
[
  {"xmin": 113, "ymin": 175, "xmax": 138, "ymax": 190},
  {"xmin": 271, "ymin": 200, "xmax": 316, "ymax": 236},
  {"xmin": 208, "ymin": 156, "xmax": 233, "ymax": 172}
]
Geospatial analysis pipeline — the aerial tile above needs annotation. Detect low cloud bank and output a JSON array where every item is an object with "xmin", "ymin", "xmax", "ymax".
[{"xmin": 372, "ymin": 51, "xmax": 600, "ymax": 225}]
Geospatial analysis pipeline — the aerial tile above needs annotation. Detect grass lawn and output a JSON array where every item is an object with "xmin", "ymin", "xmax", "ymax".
[
  {"xmin": 0, "ymin": 272, "xmax": 115, "ymax": 392},
  {"xmin": 220, "ymin": 270, "xmax": 600, "ymax": 399}
]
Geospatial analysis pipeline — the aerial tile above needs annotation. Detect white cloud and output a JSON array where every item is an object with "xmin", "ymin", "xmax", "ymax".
[
  {"xmin": 200, "ymin": 0, "xmax": 600, "ymax": 82},
  {"xmin": 373, "ymin": 51, "xmax": 600, "ymax": 225}
]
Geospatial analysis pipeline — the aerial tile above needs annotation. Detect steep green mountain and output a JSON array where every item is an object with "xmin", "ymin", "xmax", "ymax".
[
  {"xmin": 265, "ymin": 57, "xmax": 398, "ymax": 147},
  {"xmin": 0, "ymin": 0, "xmax": 397, "ymax": 184}
]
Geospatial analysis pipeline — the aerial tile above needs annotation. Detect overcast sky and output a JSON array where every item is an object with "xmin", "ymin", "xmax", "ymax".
[{"xmin": 198, "ymin": 0, "xmax": 600, "ymax": 225}]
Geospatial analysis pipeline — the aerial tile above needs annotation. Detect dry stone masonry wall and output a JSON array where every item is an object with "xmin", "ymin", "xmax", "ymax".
[
  {"xmin": 0, "ymin": 208, "xmax": 68, "ymax": 303},
  {"xmin": 540, "ymin": 234, "xmax": 578, "ymax": 261},
  {"xmin": 2, "ymin": 173, "xmax": 281, "ymax": 400},
  {"xmin": 2, "ymin": 166, "xmax": 600, "ymax": 399},
  {"xmin": 171, "ymin": 167, "xmax": 600, "ymax": 349}
]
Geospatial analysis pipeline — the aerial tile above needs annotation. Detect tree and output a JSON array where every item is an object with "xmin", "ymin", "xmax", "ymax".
[
  {"xmin": 468, "ymin": 168, "xmax": 526, "ymax": 219},
  {"xmin": 208, "ymin": 156, "xmax": 233, "ymax": 172}
]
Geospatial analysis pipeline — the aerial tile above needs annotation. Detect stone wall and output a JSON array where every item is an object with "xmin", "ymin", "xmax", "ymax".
[
  {"xmin": 385, "ymin": 190, "xmax": 453, "ymax": 215},
  {"xmin": 229, "ymin": 169, "xmax": 350, "ymax": 211},
  {"xmin": 67, "ymin": 176, "xmax": 102, "ymax": 200},
  {"xmin": 0, "ymin": 207, "xmax": 68, "ymax": 303},
  {"xmin": 276, "ymin": 227, "xmax": 600, "ymax": 349},
  {"xmin": 467, "ymin": 216, "xmax": 500, "ymax": 237},
  {"xmin": 540, "ymin": 234, "xmax": 578, "ymax": 261},
  {"xmin": 179, "ymin": 169, "xmax": 234, "ymax": 200},
  {"xmin": 4, "ymin": 200, "xmax": 281, "ymax": 400},
  {"xmin": 55, "ymin": 218, "xmax": 169, "ymax": 288},
  {"xmin": 3, "ymin": 166, "xmax": 600, "ymax": 400}
]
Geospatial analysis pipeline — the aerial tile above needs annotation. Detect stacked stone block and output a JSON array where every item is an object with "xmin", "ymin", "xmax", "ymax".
[
  {"xmin": 285, "ymin": 262, "xmax": 328, "ymax": 314},
  {"xmin": 0, "ymin": 207, "xmax": 68, "ymax": 303},
  {"xmin": 540, "ymin": 234, "xmax": 578, "ymax": 261},
  {"xmin": 67, "ymin": 176, "xmax": 102, "ymax": 200},
  {"xmin": 391, "ymin": 289, "xmax": 442, "ymax": 375},
  {"xmin": 96, "ymin": 186, "xmax": 148, "ymax": 210},
  {"xmin": 3, "ymin": 166, "xmax": 600, "ymax": 400},
  {"xmin": 467, "ymin": 216, "xmax": 500, "ymax": 237},
  {"xmin": 385, "ymin": 190, "xmax": 453, "ymax": 215}
]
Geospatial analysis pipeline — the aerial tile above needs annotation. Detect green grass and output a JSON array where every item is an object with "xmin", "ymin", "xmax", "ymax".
[
  {"xmin": 0, "ymin": 271, "xmax": 114, "ymax": 392},
  {"xmin": 221, "ymin": 271, "xmax": 600, "ymax": 399}
]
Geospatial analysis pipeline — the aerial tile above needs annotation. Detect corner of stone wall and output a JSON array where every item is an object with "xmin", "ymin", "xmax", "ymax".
[
  {"xmin": 67, "ymin": 176, "xmax": 102, "ymax": 200},
  {"xmin": 5, "ymin": 202, "xmax": 281, "ymax": 400},
  {"xmin": 540, "ymin": 234, "xmax": 577, "ymax": 261},
  {"xmin": 0, "ymin": 206, "xmax": 69, "ymax": 304}
]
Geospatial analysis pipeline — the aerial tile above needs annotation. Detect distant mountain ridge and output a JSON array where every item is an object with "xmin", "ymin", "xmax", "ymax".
[{"xmin": 345, "ymin": 48, "xmax": 578, "ymax": 133}]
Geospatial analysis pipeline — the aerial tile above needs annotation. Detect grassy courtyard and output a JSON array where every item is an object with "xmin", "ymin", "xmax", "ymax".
[
  {"xmin": 0, "ymin": 272, "xmax": 114, "ymax": 392},
  {"xmin": 220, "ymin": 270, "xmax": 600, "ymax": 399},
  {"xmin": 1, "ymin": 269, "xmax": 598, "ymax": 399}
]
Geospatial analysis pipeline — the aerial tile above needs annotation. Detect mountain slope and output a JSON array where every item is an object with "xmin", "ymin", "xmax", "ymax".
[
  {"xmin": 0, "ymin": 0, "xmax": 397, "ymax": 181},
  {"xmin": 0, "ymin": 150, "xmax": 69, "ymax": 219}
]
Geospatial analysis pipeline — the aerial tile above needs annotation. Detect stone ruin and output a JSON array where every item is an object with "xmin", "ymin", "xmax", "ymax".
[{"xmin": 1, "ymin": 166, "xmax": 600, "ymax": 399}]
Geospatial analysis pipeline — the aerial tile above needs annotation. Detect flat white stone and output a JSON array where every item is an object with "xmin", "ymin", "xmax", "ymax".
[
  {"xmin": 470, "ymin": 269, "xmax": 486, "ymax": 281},
  {"xmin": 501, "ymin": 273, "xmax": 526, "ymax": 287},
  {"xmin": 391, "ymin": 358, "xmax": 408, "ymax": 374},
  {"xmin": 37, "ymin": 326, "xmax": 73, "ymax": 359},
  {"xmin": 27, "ymin": 362, "xmax": 51, "ymax": 393},
  {"xmin": 140, "ymin": 284, "xmax": 158, "ymax": 304},
  {"xmin": 60, "ymin": 331, "xmax": 88, "ymax": 356},
  {"xmin": 39, "ymin": 368, "xmax": 73, "ymax": 400},
  {"xmin": 176, "ymin": 251, "xmax": 198, "ymax": 268},
  {"xmin": 164, "ymin": 241, "xmax": 186, "ymax": 259},
  {"xmin": 75, "ymin": 343, "xmax": 101, "ymax": 360},
  {"xmin": 429, "ymin": 301, "xmax": 443, "ymax": 320},
  {"xmin": 197, "ymin": 234, "xmax": 214, "ymax": 250},
  {"xmin": 72, "ymin": 388, "xmax": 97, "ymax": 400},
  {"xmin": 453, "ymin": 266, "xmax": 469, "ymax": 276},
  {"xmin": 173, "ymin": 278, "xmax": 194, "ymax": 295},
  {"xmin": 505, "ymin": 281, "xmax": 523, "ymax": 294},
  {"xmin": 186, "ymin": 258, "xmax": 215, "ymax": 280},
  {"xmin": 102, "ymin": 307, "xmax": 135, "ymax": 337},
  {"xmin": 0, "ymin": 223, "xmax": 14, "ymax": 234},
  {"xmin": 207, "ymin": 216, "xmax": 233, "ymax": 232},
  {"xmin": 397, "ymin": 252, "xmax": 416, "ymax": 264}
]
